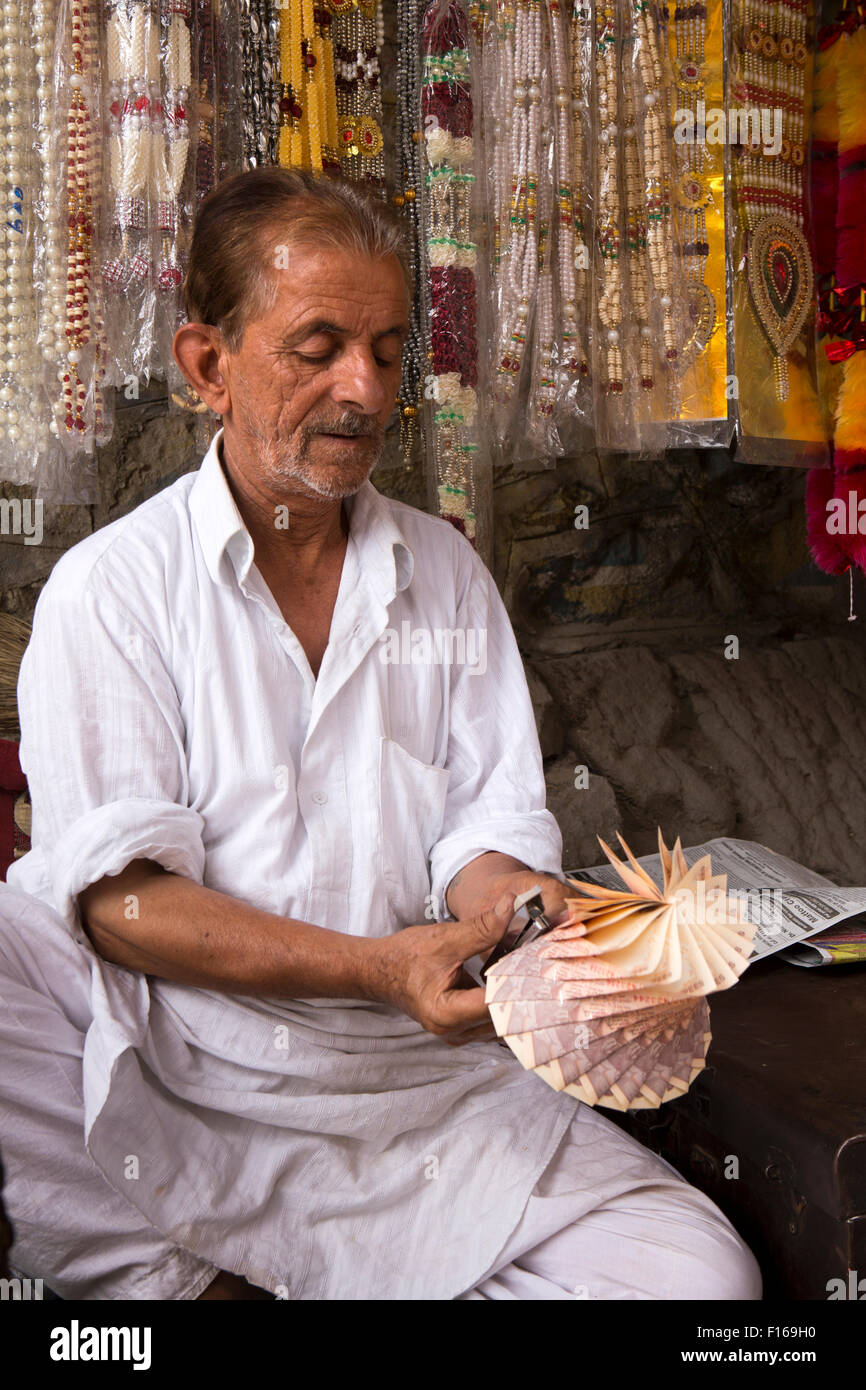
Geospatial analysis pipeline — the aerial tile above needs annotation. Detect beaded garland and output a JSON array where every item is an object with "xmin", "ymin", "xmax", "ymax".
[
  {"xmin": 632, "ymin": 0, "xmax": 680, "ymax": 390},
  {"xmin": 332, "ymin": 0, "xmax": 386, "ymax": 191},
  {"xmin": 734, "ymin": 0, "xmax": 815, "ymax": 401},
  {"xmin": 58, "ymin": 0, "xmax": 109, "ymax": 452},
  {"xmin": 241, "ymin": 0, "xmax": 279, "ymax": 167},
  {"xmin": 421, "ymin": 0, "xmax": 479, "ymax": 540},
  {"xmin": 33, "ymin": 0, "xmax": 67, "ymax": 466},
  {"xmin": 622, "ymin": 24, "xmax": 654, "ymax": 392},
  {"xmin": 101, "ymin": 0, "xmax": 157, "ymax": 382},
  {"xmin": 0, "ymin": 0, "xmax": 54, "ymax": 471},
  {"xmin": 489, "ymin": 0, "xmax": 545, "ymax": 426},
  {"xmin": 568, "ymin": 0, "xmax": 590, "ymax": 383},
  {"xmin": 195, "ymin": 0, "xmax": 217, "ymax": 200},
  {"xmin": 594, "ymin": 1, "xmax": 625, "ymax": 398},
  {"xmin": 153, "ymin": 0, "xmax": 194, "ymax": 306},
  {"xmin": 277, "ymin": 0, "xmax": 341, "ymax": 172},
  {"xmin": 395, "ymin": 0, "xmax": 425, "ymax": 459},
  {"xmin": 671, "ymin": 0, "xmax": 718, "ymax": 370}
]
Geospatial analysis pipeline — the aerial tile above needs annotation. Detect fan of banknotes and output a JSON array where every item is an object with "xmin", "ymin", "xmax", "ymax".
[{"xmin": 484, "ymin": 830, "xmax": 758, "ymax": 1111}]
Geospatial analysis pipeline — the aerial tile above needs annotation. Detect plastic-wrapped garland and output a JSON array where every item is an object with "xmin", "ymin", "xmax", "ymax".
[
  {"xmin": 421, "ymin": 0, "xmax": 479, "ymax": 541},
  {"xmin": 594, "ymin": 0, "xmax": 625, "ymax": 402},
  {"xmin": 622, "ymin": 21, "xmax": 653, "ymax": 395},
  {"xmin": 525, "ymin": 0, "xmax": 588, "ymax": 451},
  {"xmin": 101, "ymin": 0, "xmax": 159, "ymax": 386},
  {"xmin": 151, "ymin": 0, "xmax": 195, "ymax": 383},
  {"xmin": 171, "ymin": 0, "xmax": 243, "ymax": 439},
  {"xmin": 333, "ymin": 0, "xmax": 386, "ymax": 192},
  {"xmin": 241, "ymin": 0, "xmax": 278, "ymax": 169},
  {"xmin": 525, "ymin": 52, "xmax": 558, "ymax": 450},
  {"xmin": 395, "ymin": 0, "xmax": 426, "ymax": 461},
  {"xmin": 568, "ymin": 0, "xmax": 590, "ymax": 386},
  {"xmin": 630, "ymin": 0, "xmax": 681, "ymax": 409},
  {"xmin": 0, "ymin": 0, "xmax": 49, "ymax": 479},
  {"xmin": 489, "ymin": 0, "xmax": 545, "ymax": 449},
  {"xmin": 195, "ymin": 0, "xmax": 217, "ymax": 201},
  {"xmin": 54, "ymin": 0, "xmax": 110, "ymax": 458}
]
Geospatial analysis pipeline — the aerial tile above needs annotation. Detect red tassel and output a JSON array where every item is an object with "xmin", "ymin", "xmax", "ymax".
[
  {"xmin": 832, "ymin": 448, "xmax": 866, "ymax": 571},
  {"xmin": 806, "ymin": 466, "xmax": 850, "ymax": 574}
]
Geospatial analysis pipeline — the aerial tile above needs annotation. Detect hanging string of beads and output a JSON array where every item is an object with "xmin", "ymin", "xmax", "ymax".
[
  {"xmin": 395, "ymin": 0, "xmax": 425, "ymax": 461},
  {"xmin": 421, "ymin": 0, "xmax": 480, "ymax": 541},
  {"xmin": 332, "ymin": 0, "xmax": 386, "ymax": 189}
]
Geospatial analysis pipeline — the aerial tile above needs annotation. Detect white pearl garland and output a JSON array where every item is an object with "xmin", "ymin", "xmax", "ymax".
[{"xmin": 0, "ymin": 0, "xmax": 57, "ymax": 471}]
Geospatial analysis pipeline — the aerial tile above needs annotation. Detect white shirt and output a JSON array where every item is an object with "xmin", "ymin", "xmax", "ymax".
[
  {"xmin": 7, "ymin": 427, "xmax": 578, "ymax": 1299},
  {"xmin": 10, "ymin": 426, "xmax": 562, "ymax": 943}
]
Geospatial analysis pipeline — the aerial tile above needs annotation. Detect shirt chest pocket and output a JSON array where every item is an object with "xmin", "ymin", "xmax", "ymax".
[{"xmin": 378, "ymin": 736, "xmax": 450, "ymax": 927}]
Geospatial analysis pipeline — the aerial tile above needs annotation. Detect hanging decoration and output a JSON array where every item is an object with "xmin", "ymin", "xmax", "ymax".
[
  {"xmin": 419, "ymin": 0, "xmax": 486, "ymax": 546},
  {"xmin": 4, "ymin": 0, "xmax": 864, "ymax": 504},
  {"xmin": 242, "ymin": 0, "xmax": 279, "ymax": 167},
  {"xmin": 332, "ymin": 0, "xmax": 387, "ymax": 191},
  {"xmin": 395, "ymin": 0, "xmax": 425, "ymax": 461},
  {"xmin": 729, "ymin": 0, "xmax": 826, "ymax": 462},
  {"xmin": 479, "ymin": 0, "xmax": 590, "ymax": 461},
  {"xmin": 55, "ymin": 0, "xmax": 111, "ymax": 466},
  {"xmin": 171, "ymin": 0, "xmax": 242, "ymax": 440},
  {"xmin": 806, "ymin": 5, "xmax": 866, "ymax": 585},
  {"xmin": 277, "ymin": 0, "xmax": 342, "ymax": 172},
  {"xmin": 667, "ymin": 0, "xmax": 730, "ymax": 442},
  {"xmin": 1, "ymin": 0, "xmax": 55, "ymax": 482},
  {"xmin": 101, "ymin": 0, "xmax": 158, "ymax": 385}
]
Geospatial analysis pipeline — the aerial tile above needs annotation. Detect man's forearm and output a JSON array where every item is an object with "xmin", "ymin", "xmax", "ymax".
[
  {"xmin": 79, "ymin": 859, "xmax": 383, "ymax": 1001},
  {"xmin": 444, "ymin": 851, "xmax": 535, "ymax": 921}
]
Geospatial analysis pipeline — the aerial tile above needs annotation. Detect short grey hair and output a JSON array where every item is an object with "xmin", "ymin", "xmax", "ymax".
[{"xmin": 182, "ymin": 167, "xmax": 413, "ymax": 353}]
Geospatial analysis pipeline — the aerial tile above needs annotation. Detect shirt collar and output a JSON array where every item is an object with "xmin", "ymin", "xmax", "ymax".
[{"xmin": 188, "ymin": 425, "xmax": 415, "ymax": 597}]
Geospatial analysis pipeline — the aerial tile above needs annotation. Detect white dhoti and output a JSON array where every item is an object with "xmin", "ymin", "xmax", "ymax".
[{"xmin": 0, "ymin": 885, "xmax": 761, "ymax": 1301}]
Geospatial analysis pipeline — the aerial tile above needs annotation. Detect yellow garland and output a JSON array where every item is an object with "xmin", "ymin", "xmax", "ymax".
[
  {"xmin": 835, "ymin": 346, "xmax": 866, "ymax": 451},
  {"xmin": 322, "ymin": 31, "xmax": 339, "ymax": 155},
  {"xmin": 836, "ymin": 25, "xmax": 866, "ymax": 153}
]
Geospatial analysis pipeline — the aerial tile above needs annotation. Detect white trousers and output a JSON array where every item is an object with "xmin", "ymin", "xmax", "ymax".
[{"xmin": 0, "ymin": 897, "xmax": 761, "ymax": 1301}]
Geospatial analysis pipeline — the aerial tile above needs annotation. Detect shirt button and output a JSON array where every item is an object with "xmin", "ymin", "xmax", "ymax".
[
  {"xmin": 311, "ymin": 790, "xmax": 328, "ymax": 804},
  {"xmin": 352, "ymin": 623, "xmax": 361, "ymax": 638}
]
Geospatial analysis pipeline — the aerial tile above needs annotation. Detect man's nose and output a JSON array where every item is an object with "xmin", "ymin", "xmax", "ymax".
[{"xmin": 331, "ymin": 346, "xmax": 389, "ymax": 415}]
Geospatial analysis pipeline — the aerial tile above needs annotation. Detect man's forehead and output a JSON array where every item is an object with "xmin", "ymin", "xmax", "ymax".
[{"xmin": 265, "ymin": 263, "xmax": 409, "ymax": 338}]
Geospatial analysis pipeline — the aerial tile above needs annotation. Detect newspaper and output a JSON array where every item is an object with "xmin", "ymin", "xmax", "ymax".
[{"xmin": 567, "ymin": 837, "xmax": 866, "ymax": 963}]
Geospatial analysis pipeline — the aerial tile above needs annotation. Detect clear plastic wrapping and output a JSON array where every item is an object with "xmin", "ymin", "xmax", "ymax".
[
  {"xmin": 170, "ymin": 0, "xmax": 243, "ymax": 443},
  {"xmin": 0, "ymin": 0, "xmax": 68, "ymax": 491},
  {"xmin": 664, "ymin": 0, "xmax": 733, "ymax": 447},
  {"xmin": 479, "ymin": 0, "xmax": 592, "ymax": 464},
  {"xmin": 727, "ymin": 0, "xmax": 828, "ymax": 467},
  {"xmin": 41, "ymin": 0, "xmax": 112, "ymax": 492},
  {"xmin": 419, "ymin": 0, "xmax": 492, "ymax": 557}
]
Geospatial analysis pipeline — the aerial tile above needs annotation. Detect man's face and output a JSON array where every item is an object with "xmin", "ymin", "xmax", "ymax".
[{"xmin": 221, "ymin": 241, "xmax": 409, "ymax": 502}]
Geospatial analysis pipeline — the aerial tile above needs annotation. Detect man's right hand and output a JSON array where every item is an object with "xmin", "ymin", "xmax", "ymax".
[{"xmin": 368, "ymin": 893, "xmax": 517, "ymax": 1046}]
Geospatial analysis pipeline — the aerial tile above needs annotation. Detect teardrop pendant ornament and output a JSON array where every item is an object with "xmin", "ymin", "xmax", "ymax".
[{"xmin": 747, "ymin": 215, "xmax": 814, "ymax": 402}]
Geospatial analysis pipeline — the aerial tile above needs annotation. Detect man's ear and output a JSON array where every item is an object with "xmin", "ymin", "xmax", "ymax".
[{"xmin": 172, "ymin": 323, "xmax": 232, "ymax": 415}]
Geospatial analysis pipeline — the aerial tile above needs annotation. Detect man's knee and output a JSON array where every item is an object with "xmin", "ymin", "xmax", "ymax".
[{"xmin": 674, "ymin": 1222, "xmax": 763, "ymax": 1300}]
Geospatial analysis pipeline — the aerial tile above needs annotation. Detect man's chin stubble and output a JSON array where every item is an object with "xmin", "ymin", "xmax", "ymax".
[{"xmin": 274, "ymin": 437, "xmax": 383, "ymax": 500}]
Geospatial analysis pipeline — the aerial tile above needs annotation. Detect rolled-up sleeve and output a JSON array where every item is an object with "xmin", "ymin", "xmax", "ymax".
[
  {"xmin": 12, "ymin": 564, "xmax": 205, "ymax": 934},
  {"xmin": 428, "ymin": 543, "xmax": 563, "ymax": 920}
]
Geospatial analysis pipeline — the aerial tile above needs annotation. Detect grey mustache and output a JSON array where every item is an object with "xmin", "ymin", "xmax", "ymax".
[{"xmin": 312, "ymin": 416, "xmax": 378, "ymax": 437}]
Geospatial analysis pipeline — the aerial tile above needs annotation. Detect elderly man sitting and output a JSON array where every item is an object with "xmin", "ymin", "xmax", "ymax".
[{"xmin": 0, "ymin": 169, "xmax": 760, "ymax": 1301}]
